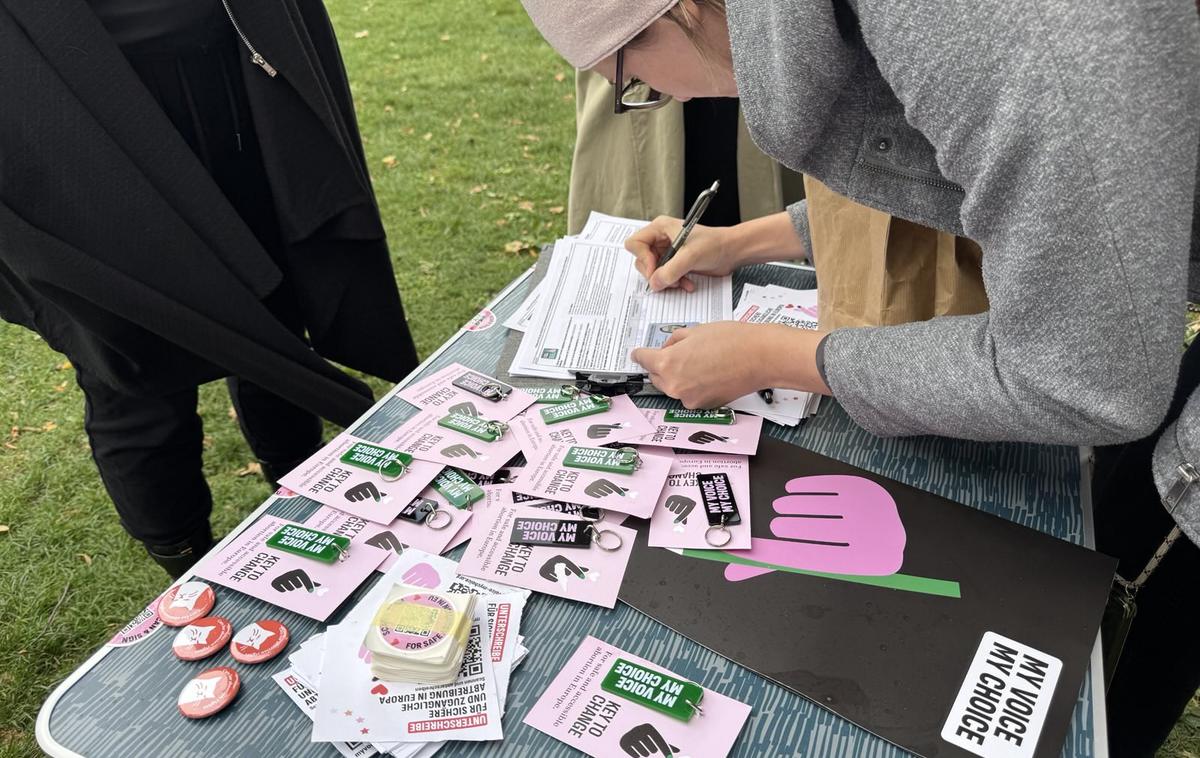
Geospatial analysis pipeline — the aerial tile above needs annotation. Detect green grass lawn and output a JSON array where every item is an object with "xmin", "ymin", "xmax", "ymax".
[{"xmin": 0, "ymin": 1, "xmax": 1196, "ymax": 756}]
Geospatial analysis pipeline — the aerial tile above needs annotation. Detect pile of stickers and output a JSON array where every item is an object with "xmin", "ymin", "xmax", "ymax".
[{"xmin": 363, "ymin": 584, "xmax": 475, "ymax": 684}]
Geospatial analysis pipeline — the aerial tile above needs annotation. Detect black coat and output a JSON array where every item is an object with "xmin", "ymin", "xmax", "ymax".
[{"xmin": 0, "ymin": 0, "xmax": 417, "ymax": 427}]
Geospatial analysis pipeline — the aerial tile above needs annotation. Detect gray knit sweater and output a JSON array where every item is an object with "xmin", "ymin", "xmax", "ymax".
[{"xmin": 726, "ymin": 0, "xmax": 1200, "ymax": 540}]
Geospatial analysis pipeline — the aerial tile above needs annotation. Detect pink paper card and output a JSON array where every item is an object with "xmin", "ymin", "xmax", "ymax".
[
  {"xmin": 515, "ymin": 441, "xmax": 674, "ymax": 518},
  {"xmin": 508, "ymin": 394, "xmax": 656, "ymax": 460},
  {"xmin": 193, "ymin": 516, "xmax": 387, "ymax": 621},
  {"xmin": 443, "ymin": 483, "xmax": 516, "ymax": 553},
  {"xmin": 456, "ymin": 506, "xmax": 636, "ymax": 608},
  {"xmin": 648, "ymin": 453, "xmax": 753, "ymax": 550},
  {"xmin": 380, "ymin": 409, "xmax": 523, "ymax": 477},
  {"xmin": 395, "ymin": 362, "xmax": 535, "ymax": 422},
  {"xmin": 632, "ymin": 409, "xmax": 763, "ymax": 455},
  {"xmin": 278, "ymin": 432, "xmax": 443, "ymax": 525},
  {"xmin": 303, "ymin": 495, "xmax": 471, "ymax": 573},
  {"xmin": 523, "ymin": 636, "xmax": 751, "ymax": 758}
]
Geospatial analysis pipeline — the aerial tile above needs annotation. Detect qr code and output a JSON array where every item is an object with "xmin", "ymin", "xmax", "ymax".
[
  {"xmin": 445, "ymin": 580, "xmax": 475, "ymax": 595},
  {"xmin": 459, "ymin": 622, "xmax": 483, "ymax": 678}
]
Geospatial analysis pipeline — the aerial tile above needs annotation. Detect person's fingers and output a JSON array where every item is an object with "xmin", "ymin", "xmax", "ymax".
[
  {"xmin": 630, "ymin": 347, "xmax": 663, "ymax": 373},
  {"xmin": 661, "ymin": 327, "xmax": 691, "ymax": 349},
  {"xmin": 679, "ymin": 275, "xmax": 696, "ymax": 293},
  {"xmin": 625, "ymin": 221, "xmax": 675, "ymax": 282},
  {"xmin": 649, "ymin": 247, "xmax": 698, "ymax": 291}
]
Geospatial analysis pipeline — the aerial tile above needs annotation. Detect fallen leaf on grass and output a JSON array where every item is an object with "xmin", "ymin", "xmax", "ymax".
[
  {"xmin": 54, "ymin": 382, "xmax": 68, "ymax": 393},
  {"xmin": 57, "ymin": 360, "xmax": 72, "ymax": 371},
  {"xmin": 548, "ymin": 206, "xmax": 564, "ymax": 214},
  {"xmin": 470, "ymin": 184, "xmax": 488, "ymax": 194},
  {"xmin": 354, "ymin": 29, "xmax": 369, "ymax": 39},
  {"xmin": 77, "ymin": 553, "xmax": 92, "ymax": 566},
  {"xmin": 235, "ymin": 462, "xmax": 263, "ymax": 478},
  {"xmin": 42, "ymin": 421, "xmax": 57, "ymax": 432},
  {"xmin": 382, "ymin": 155, "xmax": 398, "ymax": 169},
  {"xmin": 439, "ymin": 33, "xmax": 451, "ymax": 42},
  {"xmin": 554, "ymin": 71, "xmax": 566, "ymax": 82},
  {"xmin": 0, "ymin": 525, "xmax": 9, "ymax": 534},
  {"xmin": 517, "ymin": 201, "xmax": 534, "ymax": 211}
]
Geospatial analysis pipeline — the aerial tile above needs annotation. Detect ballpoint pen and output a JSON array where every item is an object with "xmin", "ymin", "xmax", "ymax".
[
  {"xmin": 758, "ymin": 388, "xmax": 774, "ymax": 405},
  {"xmin": 658, "ymin": 179, "xmax": 720, "ymax": 268}
]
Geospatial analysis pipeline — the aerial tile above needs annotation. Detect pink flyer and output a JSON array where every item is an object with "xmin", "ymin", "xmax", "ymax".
[
  {"xmin": 443, "ymin": 483, "xmax": 516, "ymax": 553},
  {"xmin": 456, "ymin": 506, "xmax": 636, "ymax": 608},
  {"xmin": 278, "ymin": 432, "xmax": 443, "ymax": 525},
  {"xmin": 395, "ymin": 362, "xmax": 535, "ymax": 422},
  {"xmin": 523, "ymin": 636, "xmax": 751, "ymax": 758},
  {"xmin": 508, "ymin": 395, "xmax": 656, "ymax": 460},
  {"xmin": 193, "ymin": 516, "xmax": 388, "ymax": 621},
  {"xmin": 381, "ymin": 409, "xmax": 523, "ymax": 477},
  {"xmin": 632, "ymin": 409, "xmax": 763, "ymax": 456},
  {"xmin": 303, "ymin": 496, "xmax": 471, "ymax": 573},
  {"xmin": 515, "ymin": 441, "xmax": 673, "ymax": 518},
  {"xmin": 648, "ymin": 454, "xmax": 753, "ymax": 550}
]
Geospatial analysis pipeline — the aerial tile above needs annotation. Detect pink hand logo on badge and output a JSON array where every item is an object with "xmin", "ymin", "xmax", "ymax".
[
  {"xmin": 402, "ymin": 562, "xmax": 441, "ymax": 588},
  {"xmin": 723, "ymin": 475, "xmax": 907, "ymax": 581}
]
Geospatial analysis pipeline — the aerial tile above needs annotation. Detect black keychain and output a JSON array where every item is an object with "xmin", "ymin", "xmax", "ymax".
[
  {"xmin": 531, "ymin": 501, "xmax": 602, "ymax": 521},
  {"xmin": 697, "ymin": 472, "xmax": 740, "ymax": 547},
  {"xmin": 394, "ymin": 496, "xmax": 453, "ymax": 530},
  {"xmin": 452, "ymin": 371, "xmax": 513, "ymax": 402},
  {"xmin": 509, "ymin": 516, "xmax": 622, "ymax": 551}
]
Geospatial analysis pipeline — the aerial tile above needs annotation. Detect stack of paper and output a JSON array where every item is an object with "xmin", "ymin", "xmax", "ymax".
[
  {"xmin": 273, "ymin": 550, "xmax": 530, "ymax": 757},
  {"xmin": 506, "ymin": 212, "xmax": 733, "ymax": 379},
  {"xmin": 728, "ymin": 284, "xmax": 822, "ymax": 426}
]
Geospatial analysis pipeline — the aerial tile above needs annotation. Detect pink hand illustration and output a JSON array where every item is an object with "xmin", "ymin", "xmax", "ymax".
[
  {"xmin": 724, "ymin": 475, "xmax": 906, "ymax": 581},
  {"xmin": 402, "ymin": 562, "xmax": 441, "ymax": 588}
]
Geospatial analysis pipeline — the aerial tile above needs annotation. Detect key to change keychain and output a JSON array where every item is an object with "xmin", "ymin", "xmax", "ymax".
[
  {"xmin": 266, "ymin": 524, "xmax": 351, "ymax": 564},
  {"xmin": 698, "ymin": 472, "xmax": 740, "ymax": 547},
  {"xmin": 664, "ymin": 407, "xmax": 736, "ymax": 425},
  {"xmin": 395, "ymin": 496, "xmax": 454, "ymax": 530},
  {"xmin": 525, "ymin": 385, "xmax": 578, "ymax": 405},
  {"xmin": 431, "ymin": 467, "xmax": 485, "ymax": 509},
  {"xmin": 452, "ymin": 371, "xmax": 512, "ymax": 402},
  {"xmin": 562, "ymin": 445, "xmax": 640, "ymax": 475},
  {"xmin": 532, "ymin": 501, "xmax": 602, "ymax": 520},
  {"xmin": 341, "ymin": 442, "xmax": 412, "ymax": 482},
  {"xmin": 540, "ymin": 393, "xmax": 611, "ymax": 424},
  {"xmin": 437, "ymin": 412, "xmax": 507, "ymax": 442},
  {"xmin": 510, "ymin": 516, "xmax": 622, "ymax": 551},
  {"xmin": 601, "ymin": 658, "xmax": 705, "ymax": 721}
]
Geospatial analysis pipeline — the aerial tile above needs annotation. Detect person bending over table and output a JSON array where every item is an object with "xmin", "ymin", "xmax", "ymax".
[
  {"xmin": 0, "ymin": 0, "xmax": 418, "ymax": 578},
  {"xmin": 519, "ymin": 1, "xmax": 1200, "ymax": 756}
]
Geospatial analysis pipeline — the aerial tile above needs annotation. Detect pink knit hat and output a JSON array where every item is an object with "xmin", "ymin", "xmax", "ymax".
[{"xmin": 521, "ymin": 0, "xmax": 678, "ymax": 70}]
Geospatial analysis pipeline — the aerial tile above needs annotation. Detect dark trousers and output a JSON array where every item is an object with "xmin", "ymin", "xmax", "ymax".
[
  {"xmin": 1094, "ymin": 341, "xmax": 1200, "ymax": 757},
  {"xmin": 75, "ymin": 25, "xmax": 323, "ymax": 553}
]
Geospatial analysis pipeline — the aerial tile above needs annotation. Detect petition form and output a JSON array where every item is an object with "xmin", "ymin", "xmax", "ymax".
[{"xmin": 511, "ymin": 237, "xmax": 732, "ymax": 376}]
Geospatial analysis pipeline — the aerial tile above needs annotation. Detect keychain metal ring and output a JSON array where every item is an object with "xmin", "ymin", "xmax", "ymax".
[
  {"xmin": 587, "ymin": 524, "xmax": 624, "ymax": 552},
  {"xmin": 481, "ymin": 382, "xmax": 509, "ymax": 401},
  {"xmin": 684, "ymin": 697, "xmax": 705, "ymax": 717},
  {"xmin": 704, "ymin": 516, "xmax": 733, "ymax": 548},
  {"xmin": 424, "ymin": 506, "xmax": 453, "ymax": 531},
  {"xmin": 331, "ymin": 542, "xmax": 350, "ymax": 563},
  {"xmin": 378, "ymin": 459, "xmax": 407, "ymax": 483},
  {"xmin": 486, "ymin": 420, "xmax": 509, "ymax": 440},
  {"xmin": 616, "ymin": 446, "xmax": 641, "ymax": 470},
  {"xmin": 560, "ymin": 383, "xmax": 581, "ymax": 398}
]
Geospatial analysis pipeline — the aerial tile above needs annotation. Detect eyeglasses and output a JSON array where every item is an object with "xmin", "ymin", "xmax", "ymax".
[{"xmin": 613, "ymin": 47, "xmax": 672, "ymax": 115}]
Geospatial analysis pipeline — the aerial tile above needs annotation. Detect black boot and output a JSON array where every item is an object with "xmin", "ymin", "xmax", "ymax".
[
  {"xmin": 144, "ymin": 524, "xmax": 214, "ymax": 579},
  {"xmin": 259, "ymin": 446, "xmax": 323, "ymax": 492}
]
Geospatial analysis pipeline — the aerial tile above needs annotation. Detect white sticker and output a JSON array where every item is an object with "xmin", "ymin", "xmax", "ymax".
[{"xmin": 941, "ymin": 632, "xmax": 1063, "ymax": 758}]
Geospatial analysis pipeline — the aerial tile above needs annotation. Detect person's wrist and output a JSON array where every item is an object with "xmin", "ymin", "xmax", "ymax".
[{"xmin": 758, "ymin": 324, "xmax": 830, "ymax": 394}]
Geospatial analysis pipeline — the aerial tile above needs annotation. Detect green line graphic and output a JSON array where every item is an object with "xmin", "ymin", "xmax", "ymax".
[{"xmin": 680, "ymin": 549, "xmax": 962, "ymax": 599}]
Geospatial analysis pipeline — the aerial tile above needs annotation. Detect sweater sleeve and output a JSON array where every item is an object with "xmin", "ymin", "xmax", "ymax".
[
  {"xmin": 822, "ymin": 0, "xmax": 1200, "ymax": 444},
  {"xmin": 786, "ymin": 199, "xmax": 812, "ymax": 262}
]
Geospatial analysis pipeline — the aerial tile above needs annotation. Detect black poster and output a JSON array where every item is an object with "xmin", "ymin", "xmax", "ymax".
[{"xmin": 619, "ymin": 438, "xmax": 1114, "ymax": 758}]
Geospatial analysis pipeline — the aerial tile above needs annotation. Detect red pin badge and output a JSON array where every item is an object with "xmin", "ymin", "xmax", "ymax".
[
  {"xmin": 230, "ymin": 619, "xmax": 290, "ymax": 664},
  {"xmin": 171, "ymin": 616, "xmax": 233, "ymax": 662},
  {"xmin": 157, "ymin": 581, "xmax": 216, "ymax": 628},
  {"xmin": 177, "ymin": 666, "xmax": 240, "ymax": 719}
]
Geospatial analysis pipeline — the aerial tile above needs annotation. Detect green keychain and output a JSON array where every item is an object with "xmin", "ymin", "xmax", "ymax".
[
  {"xmin": 663, "ymin": 407, "xmax": 736, "ymax": 425},
  {"xmin": 431, "ymin": 467, "xmax": 485, "ymax": 509},
  {"xmin": 437, "ymin": 412, "xmax": 507, "ymax": 442},
  {"xmin": 525, "ymin": 385, "xmax": 578, "ymax": 405},
  {"xmin": 266, "ymin": 524, "xmax": 351, "ymax": 564},
  {"xmin": 601, "ymin": 658, "xmax": 705, "ymax": 721},
  {"xmin": 562, "ymin": 445, "xmax": 640, "ymax": 475},
  {"xmin": 340, "ymin": 442, "xmax": 412, "ymax": 481},
  {"xmin": 540, "ymin": 393, "xmax": 610, "ymax": 424}
]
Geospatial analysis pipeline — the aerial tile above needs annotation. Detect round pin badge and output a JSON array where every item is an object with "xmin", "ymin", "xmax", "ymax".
[
  {"xmin": 230, "ymin": 619, "xmax": 290, "ymax": 664},
  {"xmin": 157, "ymin": 581, "xmax": 216, "ymax": 627},
  {"xmin": 177, "ymin": 666, "xmax": 240, "ymax": 719},
  {"xmin": 171, "ymin": 616, "xmax": 233, "ymax": 661}
]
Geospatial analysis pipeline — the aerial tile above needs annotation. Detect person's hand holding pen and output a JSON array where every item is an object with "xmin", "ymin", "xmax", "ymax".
[{"xmin": 624, "ymin": 217, "xmax": 734, "ymax": 293}]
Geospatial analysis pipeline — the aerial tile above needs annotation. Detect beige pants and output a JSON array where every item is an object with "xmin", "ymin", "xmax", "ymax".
[
  {"xmin": 567, "ymin": 70, "xmax": 786, "ymax": 234},
  {"xmin": 804, "ymin": 176, "xmax": 988, "ymax": 329}
]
